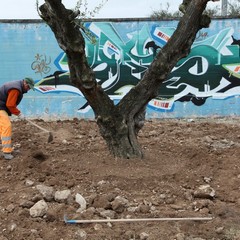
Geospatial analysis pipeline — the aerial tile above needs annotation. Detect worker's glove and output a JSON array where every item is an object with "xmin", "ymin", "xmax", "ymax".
[{"xmin": 18, "ymin": 113, "xmax": 25, "ymax": 120}]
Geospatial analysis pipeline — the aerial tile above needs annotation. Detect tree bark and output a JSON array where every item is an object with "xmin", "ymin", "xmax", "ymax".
[{"xmin": 39, "ymin": 0, "xmax": 211, "ymax": 159}]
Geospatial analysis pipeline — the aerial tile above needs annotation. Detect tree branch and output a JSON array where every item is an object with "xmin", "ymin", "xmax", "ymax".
[
  {"xmin": 118, "ymin": 0, "xmax": 210, "ymax": 116},
  {"xmin": 39, "ymin": 0, "xmax": 115, "ymax": 117}
]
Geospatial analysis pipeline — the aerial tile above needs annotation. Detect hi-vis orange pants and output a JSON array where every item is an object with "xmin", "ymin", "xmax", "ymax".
[{"xmin": 0, "ymin": 110, "xmax": 12, "ymax": 153}]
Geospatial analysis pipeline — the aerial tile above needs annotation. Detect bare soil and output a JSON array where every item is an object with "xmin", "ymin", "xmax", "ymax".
[{"xmin": 1, "ymin": 118, "xmax": 240, "ymax": 240}]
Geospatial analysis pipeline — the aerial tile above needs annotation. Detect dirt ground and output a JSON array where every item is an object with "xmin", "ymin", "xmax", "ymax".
[{"xmin": 1, "ymin": 117, "xmax": 240, "ymax": 240}]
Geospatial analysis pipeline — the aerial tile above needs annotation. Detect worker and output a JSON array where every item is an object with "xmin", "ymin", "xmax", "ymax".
[{"xmin": 0, "ymin": 78, "xmax": 35, "ymax": 160}]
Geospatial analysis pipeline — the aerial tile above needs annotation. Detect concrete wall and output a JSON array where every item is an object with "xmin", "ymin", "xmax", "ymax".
[{"xmin": 1, "ymin": 18, "xmax": 240, "ymax": 120}]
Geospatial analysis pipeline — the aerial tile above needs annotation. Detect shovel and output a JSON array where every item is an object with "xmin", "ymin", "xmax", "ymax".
[{"xmin": 25, "ymin": 119, "xmax": 53, "ymax": 143}]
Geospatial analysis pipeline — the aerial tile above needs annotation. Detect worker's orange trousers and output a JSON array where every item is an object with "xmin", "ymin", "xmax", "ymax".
[{"xmin": 0, "ymin": 110, "xmax": 12, "ymax": 153}]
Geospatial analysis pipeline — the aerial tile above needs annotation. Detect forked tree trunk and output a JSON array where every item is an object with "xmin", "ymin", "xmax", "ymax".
[
  {"xmin": 96, "ymin": 110, "xmax": 145, "ymax": 158},
  {"xmin": 39, "ymin": 0, "xmax": 211, "ymax": 159}
]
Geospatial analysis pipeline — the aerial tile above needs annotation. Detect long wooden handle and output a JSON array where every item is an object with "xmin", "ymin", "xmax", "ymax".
[
  {"xmin": 26, "ymin": 119, "xmax": 50, "ymax": 133},
  {"xmin": 64, "ymin": 216, "xmax": 213, "ymax": 224}
]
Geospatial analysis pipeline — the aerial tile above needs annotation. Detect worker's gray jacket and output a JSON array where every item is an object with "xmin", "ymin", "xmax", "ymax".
[{"xmin": 0, "ymin": 80, "xmax": 25, "ymax": 116}]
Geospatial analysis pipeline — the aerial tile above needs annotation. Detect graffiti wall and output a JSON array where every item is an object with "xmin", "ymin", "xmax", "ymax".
[{"xmin": 1, "ymin": 18, "xmax": 240, "ymax": 120}]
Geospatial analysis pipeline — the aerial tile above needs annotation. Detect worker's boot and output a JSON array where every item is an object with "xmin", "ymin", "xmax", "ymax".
[{"xmin": 3, "ymin": 153, "xmax": 14, "ymax": 160}]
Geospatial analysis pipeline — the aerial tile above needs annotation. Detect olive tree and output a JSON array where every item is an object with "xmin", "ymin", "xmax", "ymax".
[
  {"xmin": 151, "ymin": 0, "xmax": 240, "ymax": 18},
  {"xmin": 39, "ymin": 0, "xmax": 217, "ymax": 159},
  {"xmin": 150, "ymin": 1, "xmax": 220, "ymax": 18},
  {"xmin": 227, "ymin": 0, "xmax": 240, "ymax": 17}
]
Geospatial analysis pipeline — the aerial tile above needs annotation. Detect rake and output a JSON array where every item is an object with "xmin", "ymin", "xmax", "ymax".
[
  {"xmin": 26, "ymin": 119, "xmax": 53, "ymax": 143},
  {"xmin": 64, "ymin": 215, "xmax": 213, "ymax": 224}
]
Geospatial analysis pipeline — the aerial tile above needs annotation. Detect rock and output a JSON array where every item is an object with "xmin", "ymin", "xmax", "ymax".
[
  {"xmin": 170, "ymin": 204, "xmax": 186, "ymax": 211},
  {"xmin": 139, "ymin": 204, "xmax": 150, "ymax": 213},
  {"xmin": 149, "ymin": 130, "xmax": 158, "ymax": 136},
  {"xmin": 127, "ymin": 206, "xmax": 138, "ymax": 212},
  {"xmin": 124, "ymin": 230, "xmax": 135, "ymax": 239},
  {"xmin": 0, "ymin": 186, "xmax": 8, "ymax": 193},
  {"xmin": 66, "ymin": 181, "xmax": 75, "ymax": 188},
  {"xmin": 92, "ymin": 195, "xmax": 112, "ymax": 209},
  {"xmin": 193, "ymin": 185, "xmax": 215, "ymax": 199},
  {"xmin": 32, "ymin": 194, "xmax": 43, "ymax": 203},
  {"xmin": 36, "ymin": 184, "xmax": 54, "ymax": 201},
  {"xmin": 192, "ymin": 199, "xmax": 212, "ymax": 211},
  {"xmin": 5, "ymin": 204, "xmax": 15, "ymax": 212},
  {"xmin": 78, "ymin": 207, "xmax": 96, "ymax": 219},
  {"xmin": 165, "ymin": 197, "xmax": 175, "ymax": 204},
  {"xmin": 75, "ymin": 193, "xmax": 87, "ymax": 213},
  {"xmin": 203, "ymin": 136, "xmax": 214, "ymax": 144},
  {"xmin": 93, "ymin": 224, "xmax": 103, "ymax": 231},
  {"xmin": 111, "ymin": 196, "xmax": 129, "ymax": 213},
  {"xmin": 175, "ymin": 233, "xmax": 185, "ymax": 240},
  {"xmin": 6, "ymin": 165, "xmax": 12, "ymax": 171},
  {"xmin": 18, "ymin": 208, "xmax": 30, "ymax": 217},
  {"xmin": 199, "ymin": 207, "xmax": 210, "ymax": 214},
  {"xmin": 97, "ymin": 180, "xmax": 108, "ymax": 185},
  {"xmin": 99, "ymin": 209, "xmax": 116, "ymax": 219},
  {"xmin": 74, "ymin": 229, "xmax": 87, "ymax": 240},
  {"xmin": 203, "ymin": 177, "xmax": 212, "ymax": 183},
  {"xmin": 184, "ymin": 190, "xmax": 194, "ymax": 201},
  {"xmin": 140, "ymin": 232, "xmax": 149, "ymax": 240},
  {"xmin": 25, "ymin": 179, "xmax": 34, "ymax": 186},
  {"xmin": 8, "ymin": 223, "xmax": 17, "ymax": 232},
  {"xmin": 215, "ymin": 227, "xmax": 224, "ymax": 234},
  {"xmin": 54, "ymin": 189, "xmax": 71, "ymax": 203},
  {"xmin": 29, "ymin": 200, "xmax": 48, "ymax": 218},
  {"xmin": 45, "ymin": 210, "xmax": 57, "ymax": 222},
  {"xmin": 19, "ymin": 200, "xmax": 35, "ymax": 208}
]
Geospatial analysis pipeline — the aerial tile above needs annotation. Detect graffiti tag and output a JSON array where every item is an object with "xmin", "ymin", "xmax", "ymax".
[{"xmin": 31, "ymin": 54, "xmax": 51, "ymax": 76}]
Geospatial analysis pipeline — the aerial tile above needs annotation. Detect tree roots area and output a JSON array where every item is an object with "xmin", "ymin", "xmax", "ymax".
[{"xmin": 1, "ymin": 118, "xmax": 240, "ymax": 240}]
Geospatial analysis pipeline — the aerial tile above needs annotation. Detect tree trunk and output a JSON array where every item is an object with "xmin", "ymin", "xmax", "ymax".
[{"xmin": 39, "ymin": 0, "xmax": 211, "ymax": 159}]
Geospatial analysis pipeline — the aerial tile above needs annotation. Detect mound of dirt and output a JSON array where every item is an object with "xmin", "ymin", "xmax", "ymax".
[{"xmin": 0, "ymin": 118, "xmax": 240, "ymax": 240}]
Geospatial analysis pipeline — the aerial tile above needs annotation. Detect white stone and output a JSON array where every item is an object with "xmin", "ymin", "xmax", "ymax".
[
  {"xmin": 75, "ymin": 193, "xmax": 87, "ymax": 213},
  {"xmin": 30, "ymin": 200, "xmax": 48, "ymax": 217},
  {"xmin": 54, "ymin": 190, "xmax": 71, "ymax": 203},
  {"xmin": 36, "ymin": 184, "xmax": 54, "ymax": 201}
]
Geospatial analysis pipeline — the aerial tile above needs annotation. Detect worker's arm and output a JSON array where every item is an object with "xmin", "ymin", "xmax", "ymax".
[{"xmin": 6, "ymin": 89, "xmax": 21, "ymax": 115}]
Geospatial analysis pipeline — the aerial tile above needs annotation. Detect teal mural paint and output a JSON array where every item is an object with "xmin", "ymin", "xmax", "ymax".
[{"xmin": 1, "ymin": 19, "xmax": 240, "ymax": 119}]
